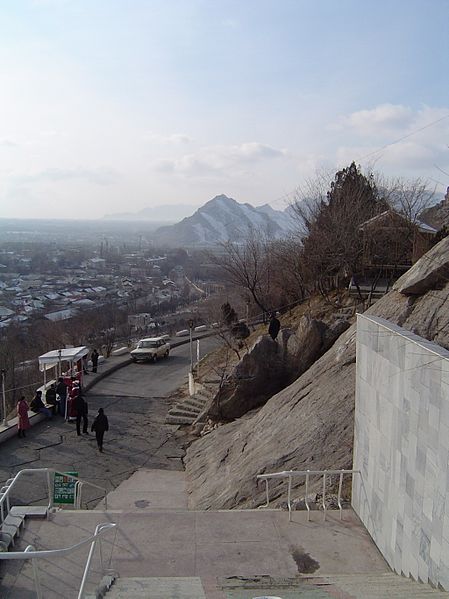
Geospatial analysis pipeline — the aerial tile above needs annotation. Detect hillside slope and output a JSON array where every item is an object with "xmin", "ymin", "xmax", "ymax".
[{"xmin": 185, "ymin": 238, "xmax": 449, "ymax": 509}]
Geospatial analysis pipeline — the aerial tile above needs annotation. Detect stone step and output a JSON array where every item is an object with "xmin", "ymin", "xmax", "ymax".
[
  {"xmin": 218, "ymin": 573, "xmax": 446, "ymax": 598},
  {"xmin": 102, "ymin": 572, "xmax": 446, "ymax": 598},
  {"xmin": 168, "ymin": 407, "xmax": 201, "ymax": 418},
  {"xmin": 105, "ymin": 576, "xmax": 206, "ymax": 598},
  {"xmin": 165, "ymin": 415, "xmax": 196, "ymax": 425},
  {"xmin": 182, "ymin": 397, "xmax": 208, "ymax": 410},
  {"xmin": 309, "ymin": 573, "xmax": 446, "ymax": 597},
  {"xmin": 9, "ymin": 505, "xmax": 48, "ymax": 518},
  {"xmin": 195, "ymin": 390, "xmax": 214, "ymax": 401}
]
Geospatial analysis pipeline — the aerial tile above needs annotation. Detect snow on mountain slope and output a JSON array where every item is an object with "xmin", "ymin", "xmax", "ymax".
[{"xmin": 152, "ymin": 194, "xmax": 295, "ymax": 246}]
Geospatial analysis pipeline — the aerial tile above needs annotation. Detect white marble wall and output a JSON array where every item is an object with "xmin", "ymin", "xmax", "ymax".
[{"xmin": 352, "ymin": 314, "xmax": 449, "ymax": 589}]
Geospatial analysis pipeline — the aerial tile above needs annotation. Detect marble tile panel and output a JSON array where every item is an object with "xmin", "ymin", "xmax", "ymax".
[{"xmin": 417, "ymin": 556, "xmax": 429, "ymax": 583}]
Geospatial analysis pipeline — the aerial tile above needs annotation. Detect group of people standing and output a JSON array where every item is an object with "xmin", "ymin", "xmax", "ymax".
[{"xmin": 16, "ymin": 348, "xmax": 108, "ymax": 451}]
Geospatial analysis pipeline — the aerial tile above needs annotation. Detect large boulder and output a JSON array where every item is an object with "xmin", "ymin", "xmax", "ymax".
[
  {"xmin": 207, "ymin": 316, "xmax": 350, "ymax": 421},
  {"xmin": 393, "ymin": 236, "xmax": 449, "ymax": 295},
  {"xmin": 207, "ymin": 335, "xmax": 283, "ymax": 420}
]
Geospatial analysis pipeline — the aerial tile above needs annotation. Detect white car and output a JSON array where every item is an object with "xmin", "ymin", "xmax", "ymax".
[{"xmin": 130, "ymin": 337, "xmax": 170, "ymax": 363}]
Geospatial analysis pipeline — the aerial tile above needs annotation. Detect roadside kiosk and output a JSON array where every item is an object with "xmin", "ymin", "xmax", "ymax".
[{"xmin": 38, "ymin": 346, "xmax": 89, "ymax": 420}]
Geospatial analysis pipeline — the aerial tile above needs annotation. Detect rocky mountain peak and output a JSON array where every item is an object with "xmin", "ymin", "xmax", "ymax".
[{"xmin": 152, "ymin": 194, "xmax": 295, "ymax": 246}]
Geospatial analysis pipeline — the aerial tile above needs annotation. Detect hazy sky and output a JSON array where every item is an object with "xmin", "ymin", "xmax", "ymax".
[{"xmin": 1, "ymin": 0, "xmax": 448, "ymax": 219}]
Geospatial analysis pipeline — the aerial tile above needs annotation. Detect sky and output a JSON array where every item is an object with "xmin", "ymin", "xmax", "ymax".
[{"xmin": 0, "ymin": 0, "xmax": 448, "ymax": 220}]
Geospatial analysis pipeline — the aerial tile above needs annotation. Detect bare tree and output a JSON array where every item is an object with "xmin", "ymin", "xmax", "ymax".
[
  {"xmin": 211, "ymin": 229, "xmax": 276, "ymax": 314},
  {"xmin": 271, "ymin": 238, "xmax": 308, "ymax": 302},
  {"xmin": 378, "ymin": 176, "xmax": 436, "ymax": 223}
]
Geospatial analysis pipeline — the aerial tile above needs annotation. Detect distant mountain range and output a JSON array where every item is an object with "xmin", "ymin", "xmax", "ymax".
[
  {"xmin": 103, "ymin": 204, "xmax": 199, "ymax": 222},
  {"xmin": 151, "ymin": 194, "xmax": 296, "ymax": 246}
]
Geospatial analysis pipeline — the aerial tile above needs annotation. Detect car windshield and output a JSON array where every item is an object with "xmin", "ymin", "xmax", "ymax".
[{"xmin": 138, "ymin": 341, "xmax": 158, "ymax": 348}]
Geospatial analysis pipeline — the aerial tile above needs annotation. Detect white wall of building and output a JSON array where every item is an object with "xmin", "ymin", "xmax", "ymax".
[{"xmin": 353, "ymin": 314, "xmax": 449, "ymax": 589}]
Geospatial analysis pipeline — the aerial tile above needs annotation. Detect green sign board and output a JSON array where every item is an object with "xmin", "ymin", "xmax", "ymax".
[{"xmin": 53, "ymin": 471, "xmax": 78, "ymax": 505}]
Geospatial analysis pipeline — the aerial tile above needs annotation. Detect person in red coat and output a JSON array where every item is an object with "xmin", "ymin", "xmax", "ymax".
[{"xmin": 17, "ymin": 396, "xmax": 31, "ymax": 438}]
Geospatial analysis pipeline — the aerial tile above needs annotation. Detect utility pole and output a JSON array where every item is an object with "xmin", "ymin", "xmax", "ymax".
[
  {"xmin": 188, "ymin": 319, "xmax": 194, "ymax": 396},
  {"xmin": 1, "ymin": 369, "xmax": 8, "ymax": 427},
  {"xmin": 188, "ymin": 319, "xmax": 194, "ymax": 373}
]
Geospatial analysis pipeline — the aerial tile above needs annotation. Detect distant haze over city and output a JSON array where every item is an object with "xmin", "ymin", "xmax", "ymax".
[{"xmin": 0, "ymin": 1, "xmax": 448, "ymax": 220}]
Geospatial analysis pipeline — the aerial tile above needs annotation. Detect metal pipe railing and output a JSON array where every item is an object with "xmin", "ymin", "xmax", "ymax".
[
  {"xmin": 0, "ymin": 468, "xmax": 108, "ymax": 527},
  {"xmin": 257, "ymin": 469, "xmax": 360, "ymax": 522},
  {"xmin": 0, "ymin": 522, "xmax": 117, "ymax": 599}
]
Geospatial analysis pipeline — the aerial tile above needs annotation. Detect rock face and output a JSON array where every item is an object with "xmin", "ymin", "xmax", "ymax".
[
  {"xmin": 207, "ymin": 316, "xmax": 351, "ymax": 421},
  {"xmin": 185, "ymin": 245, "xmax": 449, "ymax": 510},
  {"xmin": 207, "ymin": 335, "xmax": 284, "ymax": 421},
  {"xmin": 393, "ymin": 236, "xmax": 449, "ymax": 295},
  {"xmin": 420, "ymin": 186, "xmax": 449, "ymax": 229}
]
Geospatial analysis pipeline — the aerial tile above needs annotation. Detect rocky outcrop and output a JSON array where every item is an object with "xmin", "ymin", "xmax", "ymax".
[
  {"xmin": 420, "ymin": 186, "xmax": 449, "ymax": 229},
  {"xmin": 185, "ymin": 244, "xmax": 449, "ymax": 510},
  {"xmin": 207, "ymin": 335, "xmax": 284, "ymax": 421},
  {"xmin": 393, "ymin": 236, "xmax": 449, "ymax": 295},
  {"xmin": 207, "ymin": 316, "xmax": 351, "ymax": 421}
]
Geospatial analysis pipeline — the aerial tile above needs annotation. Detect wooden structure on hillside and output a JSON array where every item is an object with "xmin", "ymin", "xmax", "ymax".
[{"xmin": 350, "ymin": 210, "xmax": 437, "ymax": 300}]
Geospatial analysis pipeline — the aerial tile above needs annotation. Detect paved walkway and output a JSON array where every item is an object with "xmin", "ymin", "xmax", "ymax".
[
  {"xmin": 0, "ymin": 470, "xmax": 390, "ymax": 598},
  {"xmin": 0, "ymin": 353, "xmax": 132, "ymax": 443},
  {"xmin": 0, "ymin": 354, "xmax": 187, "ymax": 509}
]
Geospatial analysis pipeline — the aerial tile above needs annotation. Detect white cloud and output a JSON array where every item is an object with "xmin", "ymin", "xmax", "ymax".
[
  {"xmin": 143, "ymin": 132, "xmax": 193, "ymax": 145},
  {"xmin": 154, "ymin": 142, "xmax": 287, "ymax": 179},
  {"xmin": 10, "ymin": 167, "xmax": 119, "ymax": 186},
  {"xmin": 0, "ymin": 139, "xmax": 18, "ymax": 148},
  {"xmin": 334, "ymin": 103, "xmax": 414, "ymax": 137},
  {"xmin": 332, "ymin": 104, "xmax": 449, "ymax": 181}
]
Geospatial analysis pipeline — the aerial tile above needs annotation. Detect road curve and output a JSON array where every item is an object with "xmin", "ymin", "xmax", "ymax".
[{"xmin": 0, "ymin": 338, "xmax": 220, "ymax": 507}]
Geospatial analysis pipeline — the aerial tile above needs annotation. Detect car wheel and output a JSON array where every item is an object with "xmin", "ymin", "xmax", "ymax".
[
  {"xmin": 164, "ymin": 350, "xmax": 169, "ymax": 358},
  {"xmin": 152, "ymin": 354, "xmax": 157, "ymax": 362}
]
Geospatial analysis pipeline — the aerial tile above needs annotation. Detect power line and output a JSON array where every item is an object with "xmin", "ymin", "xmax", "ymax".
[
  {"xmin": 356, "ymin": 113, "xmax": 449, "ymax": 162},
  {"xmin": 268, "ymin": 112, "xmax": 449, "ymax": 209}
]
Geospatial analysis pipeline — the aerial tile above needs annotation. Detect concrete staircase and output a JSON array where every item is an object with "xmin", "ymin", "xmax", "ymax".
[
  {"xmin": 3, "ymin": 470, "xmax": 448, "ymax": 598},
  {"xmin": 310, "ymin": 572, "xmax": 448, "ymax": 597},
  {"xmin": 98, "ymin": 576, "xmax": 207, "ymax": 598},
  {"xmin": 0, "ymin": 505, "xmax": 47, "ymax": 551},
  {"xmin": 100, "ymin": 572, "xmax": 449, "ymax": 598},
  {"xmin": 165, "ymin": 386, "xmax": 214, "ymax": 425}
]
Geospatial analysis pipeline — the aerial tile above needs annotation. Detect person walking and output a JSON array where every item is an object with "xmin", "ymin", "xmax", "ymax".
[
  {"xmin": 91, "ymin": 349, "xmax": 99, "ymax": 373},
  {"xmin": 91, "ymin": 408, "xmax": 109, "ymax": 452},
  {"xmin": 17, "ymin": 396, "xmax": 31, "ymax": 438},
  {"xmin": 268, "ymin": 312, "xmax": 281, "ymax": 340},
  {"xmin": 74, "ymin": 393, "xmax": 88, "ymax": 436}
]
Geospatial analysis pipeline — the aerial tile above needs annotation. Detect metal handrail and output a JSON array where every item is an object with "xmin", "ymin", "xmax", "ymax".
[
  {"xmin": 0, "ymin": 468, "xmax": 108, "ymax": 525},
  {"xmin": 0, "ymin": 522, "xmax": 117, "ymax": 599},
  {"xmin": 256, "ymin": 469, "xmax": 360, "ymax": 522}
]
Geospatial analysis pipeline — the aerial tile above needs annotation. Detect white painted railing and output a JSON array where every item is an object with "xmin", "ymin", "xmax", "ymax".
[
  {"xmin": 0, "ymin": 468, "xmax": 108, "ymax": 528},
  {"xmin": 0, "ymin": 522, "xmax": 117, "ymax": 599},
  {"xmin": 256, "ymin": 469, "xmax": 360, "ymax": 522}
]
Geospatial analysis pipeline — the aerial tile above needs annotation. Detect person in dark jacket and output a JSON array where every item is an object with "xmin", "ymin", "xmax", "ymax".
[
  {"xmin": 91, "ymin": 349, "xmax": 99, "ymax": 373},
  {"xmin": 45, "ymin": 384, "xmax": 57, "ymax": 415},
  {"xmin": 30, "ymin": 391, "xmax": 52, "ymax": 418},
  {"xmin": 91, "ymin": 408, "xmax": 109, "ymax": 452},
  {"xmin": 268, "ymin": 312, "xmax": 281, "ymax": 340},
  {"xmin": 74, "ymin": 393, "xmax": 88, "ymax": 436}
]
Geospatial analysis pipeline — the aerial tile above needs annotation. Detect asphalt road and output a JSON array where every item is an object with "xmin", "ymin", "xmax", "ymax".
[{"xmin": 0, "ymin": 337, "xmax": 219, "ymax": 508}]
